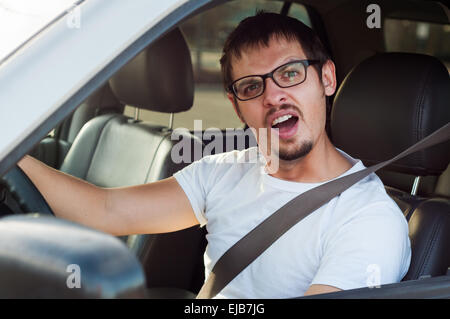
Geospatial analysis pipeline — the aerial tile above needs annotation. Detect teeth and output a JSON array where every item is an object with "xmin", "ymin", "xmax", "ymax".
[{"xmin": 272, "ymin": 114, "xmax": 293, "ymax": 126}]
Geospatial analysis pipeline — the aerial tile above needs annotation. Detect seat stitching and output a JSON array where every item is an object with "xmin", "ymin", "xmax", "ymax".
[
  {"xmin": 143, "ymin": 130, "xmax": 172, "ymax": 183},
  {"xmin": 413, "ymin": 61, "xmax": 432, "ymax": 169},
  {"xmin": 415, "ymin": 211, "xmax": 445, "ymax": 278},
  {"xmin": 85, "ymin": 115, "xmax": 118, "ymax": 180},
  {"xmin": 129, "ymin": 129, "xmax": 171, "ymax": 259}
]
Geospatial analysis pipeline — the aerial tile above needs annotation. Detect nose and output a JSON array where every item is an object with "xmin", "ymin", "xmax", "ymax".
[{"xmin": 262, "ymin": 77, "xmax": 287, "ymax": 108}]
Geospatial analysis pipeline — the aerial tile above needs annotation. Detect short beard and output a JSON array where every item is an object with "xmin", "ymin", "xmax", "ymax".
[{"xmin": 278, "ymin": 141, "xmax": 313, "ymax": 161}]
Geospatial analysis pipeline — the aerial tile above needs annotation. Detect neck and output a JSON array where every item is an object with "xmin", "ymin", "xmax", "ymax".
[{"xmin": 267, "ymin": 134, "xmax": 353, "ymax": 183}]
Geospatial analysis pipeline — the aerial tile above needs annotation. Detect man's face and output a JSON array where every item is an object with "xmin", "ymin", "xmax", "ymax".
[{"xmin": 227, "ymin": 36, "xmax": 336, "ymax": 162}]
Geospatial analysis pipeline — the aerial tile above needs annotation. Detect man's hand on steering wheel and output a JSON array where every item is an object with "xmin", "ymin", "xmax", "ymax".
[{"xmin": 0, "ymin": 165, "xmax": 54, "ymax": 216}]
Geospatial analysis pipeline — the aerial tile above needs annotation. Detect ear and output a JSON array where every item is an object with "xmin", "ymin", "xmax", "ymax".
[
  {"xmin": 321, "ymin": 60, "xmax": 337, "ymax": 96},
  {"xmin": 227, "ymin": 93, "xmax": 246, "ymax": 124}
]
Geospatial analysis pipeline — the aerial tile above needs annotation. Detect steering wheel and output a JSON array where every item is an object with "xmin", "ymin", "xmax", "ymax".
[{"xmin": 0, "ymin": 165, "xmax": 54, "ymax": 216}]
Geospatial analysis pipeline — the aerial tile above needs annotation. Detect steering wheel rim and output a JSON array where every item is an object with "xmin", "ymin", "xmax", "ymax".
[{"xmin": 1, "ymin": 165, "xmax": 54, "ymax": 216}]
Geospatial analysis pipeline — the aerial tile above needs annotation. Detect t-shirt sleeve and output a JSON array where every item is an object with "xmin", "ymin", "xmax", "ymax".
[
  {"xmin": 173, "ymin": 156, "xmax": 218, "ymax": 227},
  {"xmin": 311, "ymin": 201, "xmax": 411, "ymax": 291}
]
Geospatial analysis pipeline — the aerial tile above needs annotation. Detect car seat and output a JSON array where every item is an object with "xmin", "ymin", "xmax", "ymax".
[{"xmin": 331, "ymin": 52, "xmax": 450, "ymax": 280}]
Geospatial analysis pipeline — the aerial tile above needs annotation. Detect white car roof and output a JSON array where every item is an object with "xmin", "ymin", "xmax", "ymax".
[
  {"xmin": 0, "ymin": 0, "xmax": 204, "ymax": 175},
  {"xmin": 0, "ymin": 0, "xmax": 80, "ymax": 63}
]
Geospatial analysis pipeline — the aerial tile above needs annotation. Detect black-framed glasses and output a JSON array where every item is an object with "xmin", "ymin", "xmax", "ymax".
[{"xmin": 227, "ymin": 59, "xmax": 319, "ymax": 101}]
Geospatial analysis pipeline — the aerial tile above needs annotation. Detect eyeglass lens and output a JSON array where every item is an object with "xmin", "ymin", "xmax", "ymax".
[{"xmin": 233, "ymin": 61, "xmax": 307, "ymax": 100}]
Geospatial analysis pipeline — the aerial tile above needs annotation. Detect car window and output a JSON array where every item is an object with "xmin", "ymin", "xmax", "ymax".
[
  {"xmin": 287, "ymin": 2, "xmax": 312, "ymax": 27},
  {"xmin": 124, "ymin": 0, "xmax": 312, "ymax": 131},
  {"xmin": 0, "ymin": 0, "xmax": 80, "ymax": 64},
  {"xmin": 384, "ymin": 19, "xmax": 450, "ymax": 72}
]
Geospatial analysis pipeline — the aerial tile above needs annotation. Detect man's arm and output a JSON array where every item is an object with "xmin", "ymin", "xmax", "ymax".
[
  {"xmin": 17, "ymin": 155, "xmax": 199, "ymax": 236},
  {"xmin": 304, "ymin": 202, "xmax": 410, "ymax": 296},
  {"xmin": 304, "ymin": 284, "xmax": 341, "ymax": 296}
]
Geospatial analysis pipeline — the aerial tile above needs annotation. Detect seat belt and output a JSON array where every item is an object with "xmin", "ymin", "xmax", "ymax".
[{"xmin": 197, "ymin": 122, "xmax": 450, "ymax": 299}]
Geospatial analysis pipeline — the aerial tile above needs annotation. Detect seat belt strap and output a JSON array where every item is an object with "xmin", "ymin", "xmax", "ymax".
[{"xmin": 197, "ymin": 122, "xmax": 450, "ymax": 299}]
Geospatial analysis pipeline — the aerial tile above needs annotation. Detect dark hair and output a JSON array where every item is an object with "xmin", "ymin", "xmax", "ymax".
[{"xmin": 220, "ymin": 11, "xmax": 331, "ymax": 91}]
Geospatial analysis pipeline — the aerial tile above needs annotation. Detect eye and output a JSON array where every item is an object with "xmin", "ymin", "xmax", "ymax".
[
  {"xmin": 237, "ymin": 80, "xmax": 262, "ymax": 97},
  {"xmin": 244, "ymin": 83, "xmax": 261, "ymax": 93},
  {"xmin": 275, "ymin": 62, "xmax": 305, "ymax": 85},
  {"xmin": 282, "ymin": 70, "xmax": 299, "ymax": 81}
]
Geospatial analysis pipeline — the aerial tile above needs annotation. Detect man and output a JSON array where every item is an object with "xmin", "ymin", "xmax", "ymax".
[{"xmin": 18, "ymin": 12, "xmax": 411, "ymax": 298}]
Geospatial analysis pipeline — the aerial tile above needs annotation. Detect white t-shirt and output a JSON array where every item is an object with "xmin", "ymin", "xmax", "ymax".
[{"xmin": 173, "ymin": 147, "xmax": 411, "ymax": 299}]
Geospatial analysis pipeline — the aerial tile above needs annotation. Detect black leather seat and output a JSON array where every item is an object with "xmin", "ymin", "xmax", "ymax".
[
  {"xmin": 59, "ymin": 28, "xmax": 206, "ymax": 293},
  {"xmin": 331, "ymin": 52, "xmax": 450, "ymax": 280}
]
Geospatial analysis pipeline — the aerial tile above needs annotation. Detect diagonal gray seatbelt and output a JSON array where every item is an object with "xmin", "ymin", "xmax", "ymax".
[{"xmin": 197, "ymin": 122, "xmax": 450, "ymax": 299}]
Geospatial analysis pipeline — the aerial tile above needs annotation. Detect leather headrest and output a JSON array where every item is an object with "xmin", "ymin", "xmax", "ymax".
[
  {"xmin": 109, "ymin": 28, "xmax": 194, "ymax": 113},
  {"xmin": 86, "ymin": 83, "xmax": 124, "ymax": 115},
  {"xmin": 331, "ymin": 53, "xmax": 450, "ymax": 176}
]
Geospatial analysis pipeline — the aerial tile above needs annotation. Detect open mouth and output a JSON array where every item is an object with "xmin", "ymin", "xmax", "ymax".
[{"xmin": 271, "ymin": 114, "xmax": 299, "ymax": 139}]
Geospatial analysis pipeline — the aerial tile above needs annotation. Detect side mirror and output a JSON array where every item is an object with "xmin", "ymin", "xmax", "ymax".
[{"xmin": 0, "ymin": 215, "xmax": 147, "ymax": 298}]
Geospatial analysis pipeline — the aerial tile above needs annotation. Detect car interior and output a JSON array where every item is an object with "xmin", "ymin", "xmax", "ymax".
[{"xmin": 0, "ymin": 0, "xmax": 449, "ymax": 298}]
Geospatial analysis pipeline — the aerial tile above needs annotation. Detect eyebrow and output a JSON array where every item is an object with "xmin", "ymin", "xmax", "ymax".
[
  {"xmin": 280, "ymin": 56, "xmax": 304, "ymax": 64},
  {"xmin": 237, "ymin": 77, "xmax": 261, "ymax": 86},
  {"xmin": 234, "ymin": 79, "xmax": 261, "ymax": 91},
  {"xmin": 235, "ymin": 58, "xmax": 303, "ymax": 80}
]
